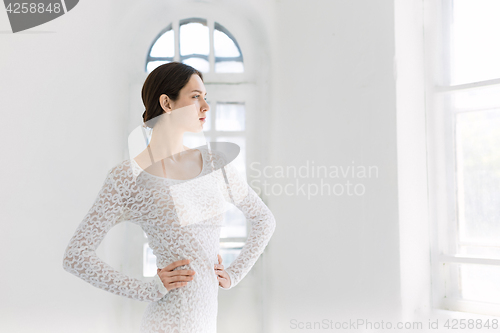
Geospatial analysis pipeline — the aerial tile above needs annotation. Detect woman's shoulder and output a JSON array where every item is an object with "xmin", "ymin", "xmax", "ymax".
[
  {"xmin": 106, "ymin": 158, "xmax": 137, "ymax": 182},
  {"xmin": 203, "ymin": 145, "xmax": 227, "ymax": 162}
]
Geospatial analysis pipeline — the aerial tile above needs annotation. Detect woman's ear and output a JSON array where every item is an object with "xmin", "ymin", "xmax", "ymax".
[{"xmin": 159, "ymin": 94, "xmax": 172, "ymax": 113}]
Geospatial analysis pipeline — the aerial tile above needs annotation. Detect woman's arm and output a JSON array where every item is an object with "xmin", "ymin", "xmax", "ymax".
[
  {"xmin": 215, "ymin": 153, "xmax": 277, "ymax": 289},
  {"xmin": 62, "ymin": 166, "xmax": 168, "ymax": 302}
]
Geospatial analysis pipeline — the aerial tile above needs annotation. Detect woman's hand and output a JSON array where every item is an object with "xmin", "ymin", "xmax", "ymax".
[
  {"xmin": 157, "ymin": 259, "xmax": 196, "ymax": 291},
  {"xmin": 214, "ymin": 254, "xmax": 231, "ymax": 289}
]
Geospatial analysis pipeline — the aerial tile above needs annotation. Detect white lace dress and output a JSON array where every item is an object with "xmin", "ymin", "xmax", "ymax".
[{"xmin": 62, "ymin": 146, "xmax": 276, "ymax": 333}]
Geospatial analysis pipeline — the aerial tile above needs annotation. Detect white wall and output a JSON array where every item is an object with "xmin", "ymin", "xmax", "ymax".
[
  {"xmin": 265, "ymin": 0, "xmax": 402, "ymax": 330},
  {"xmin": 395, "ymin": 0, "xmax": 433, "ymax": 324},
  {"xmin": 0, "ymin": 1, "xmax": 133, "ymax": 332},
  {"xmin": 0, "ymin": 0, "xmax": 408, "ymax": 332}
]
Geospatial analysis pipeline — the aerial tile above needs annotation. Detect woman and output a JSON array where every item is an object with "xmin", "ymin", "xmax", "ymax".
[{"xmin": 62, "ymin": 62, "xmax": 276, "ymax": 333}]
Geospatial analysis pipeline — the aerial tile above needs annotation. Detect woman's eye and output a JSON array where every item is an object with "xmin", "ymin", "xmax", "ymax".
[{"xmin": 193, "ymin": 95, "xmax": 200, "ymax": 98}]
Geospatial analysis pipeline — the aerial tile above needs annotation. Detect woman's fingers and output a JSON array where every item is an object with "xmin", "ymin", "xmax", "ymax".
[
  {"xmin": 217, "ymin": 274, "xmax": 230, "ymax": 288},
  {"xmin": 212, "ymin": 256, "xmax": 230, "ymax": 288},
  {"xmin": 215, "ymin": 267, "xmax": 228, "ymax": 277},
  {"xmin": 157, "ymin": 259, "xmax": 196, "ymax": 291},
  {"xmin": 216, "ymin": 255, "xmax": 224, "ymax": 274},
  {"xmin": 162, "ymin": 276, "xmax": 194, "ymax": 291},
  {"xmin": 160, "ymin": 272, "xmax": 194, "ymax": 291},
  {"xmin": 160, "ymin": 269, "xmax": 195, "ymax": 283},
  {"xmin": 158, "ymin": 261, "xmax": 196, "ymax": 278},
  {"xmin": 166, "ymin": 275, "xmax": 194, "ymax": 283},
  {"xmin": 162, "ymin": 259, "xmax": 190, "ymax": 272},
  {"xmin": 165, "ymin": 269, "xmax": 195, "ymax": 277}
]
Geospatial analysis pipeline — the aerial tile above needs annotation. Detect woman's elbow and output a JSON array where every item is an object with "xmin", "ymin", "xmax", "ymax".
[
  {"xmin": 265, "ymin": 209, "xmax": 277, "ymax": 235},
  {"xmin": 270, "ymin": 215, "xmax": 277, "ymax": 234},
  {"xmin": 62, "ymin": 250, "xmax": 74, "ymax": 274},
  {"xmin": 62, "ymin": 247, "xmax": 83, "ymax": 274}
]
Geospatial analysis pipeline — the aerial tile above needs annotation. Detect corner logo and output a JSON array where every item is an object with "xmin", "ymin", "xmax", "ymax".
[{"xmin": 3, "ymin": 0, "xmax": 79, "ymax": 33}]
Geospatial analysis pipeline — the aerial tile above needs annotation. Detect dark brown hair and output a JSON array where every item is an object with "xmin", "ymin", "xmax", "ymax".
[{"xmin": 142, "ymin": 62, "xmax": 203, "ymax": 127}]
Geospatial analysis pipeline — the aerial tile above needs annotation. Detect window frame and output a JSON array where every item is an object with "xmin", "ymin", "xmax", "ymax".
[{"xmin": 425, "ymin": 0, "xmax": 500, "ymax": 316}]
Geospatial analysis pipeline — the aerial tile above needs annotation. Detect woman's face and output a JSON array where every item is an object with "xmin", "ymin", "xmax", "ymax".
[{"xmin": 160, "ymin": 74, "xmax": 209, "ymax": 133}]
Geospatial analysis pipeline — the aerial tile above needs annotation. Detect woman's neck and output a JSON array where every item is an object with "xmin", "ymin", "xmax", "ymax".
[{"xmin": 147, "ymin": 125, "xmax": 186, "ymax": 163}]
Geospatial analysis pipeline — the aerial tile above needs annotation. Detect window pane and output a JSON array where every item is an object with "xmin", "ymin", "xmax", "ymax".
[
  {"xmin": 453, "ymin": 263, "xmax": 500, "ymax": 304},
  {"xmin": 150, "ymin": 30, "xmax": 174, "ymax": 57},
  {"xmin": 456, "ymin": 109, "xmax": 500, "ymax": 247},
  {"xmin": 218, "ymin": 246, "xmax": 243, "ymax": 267},
  {"xmin": 182, "ymin": 57, "xmax": 209, "ymax": 73},
  {"xmin": 216, "ymin": 103, "xmax": 245, "ymax": 131},
  {"xmin": 215, "ymin": 61, "xmax": 244, "ymax": 73},
  {"xmin": 452, "ymin": 84, "xmax": 500, "ymax": 111},
  {"xmin": 203, "ymin": 102, "xmax": 211, "ymax": 131},
  {"xmin": 147, "ymin": 60, "xmax": 169, "ymax": 73},
  {"xmin": 143, "ymin": 243, "xmax": 157, "ymax": 277},
  {"xmin": 221, "ymin": 206, "xmax": 247, "ymax": 238},
  {"xmin": 451, "ymin": 0, "xmax": 500, "ymax": 84},
  {"xmin": 214, "ymin": 29, "xmax": 240, "ymax": 57},
  {"xmin": 216, "ymin": 136, "xmax": 246, "ymax": 176},
  {"xmin": 180, "ymin": 22, "xmax": 209, "ymax": 56},
  {"xmin": 459, "ymin": 245, "xmax": 500, "ymax": 260}
]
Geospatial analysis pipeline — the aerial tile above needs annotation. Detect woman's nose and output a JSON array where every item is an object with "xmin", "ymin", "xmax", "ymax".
[{"xmin": 202, "ymin": 101, "xmax": 210, "ymax": 111}]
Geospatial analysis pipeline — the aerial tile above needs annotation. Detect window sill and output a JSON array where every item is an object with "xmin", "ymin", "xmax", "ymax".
[{"xmin": 430, "ymin": 304, "xmax": 500, "ymax": 319}]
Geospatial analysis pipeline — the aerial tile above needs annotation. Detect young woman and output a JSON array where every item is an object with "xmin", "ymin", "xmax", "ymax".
[{"xmin": 62, "ymin": 62, "xmax": 276, "ymax": 332}]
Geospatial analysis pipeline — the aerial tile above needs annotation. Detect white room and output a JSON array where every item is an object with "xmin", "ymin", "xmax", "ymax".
[{"xmin": 1, "ymin": 0, "xmax": 499, "ymax": 332}]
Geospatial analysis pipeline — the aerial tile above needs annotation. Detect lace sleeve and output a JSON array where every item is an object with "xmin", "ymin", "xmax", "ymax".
[
  {"xmin": 62, "ymin": 166, "xmax": 168, "ymax": 302},
  {"xmin": 217, "ymin": 155, "xmax": 276, "ymax": 289}
]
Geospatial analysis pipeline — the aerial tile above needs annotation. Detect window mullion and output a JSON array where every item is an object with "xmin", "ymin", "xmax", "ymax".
[
  {"xmin": 440, "ymin": 255, "xmax": 500, "ymax": 266},
  {"xmin": 174, "ymin": 20, "xmax": 180, "ymax": 62},
  {"xmin": 436, "ymin": 78, "xmax": 500, "ymax": 93},
  {"xmin": 208, "ymin": 18, "xmax": 215, "ymax": 73}
]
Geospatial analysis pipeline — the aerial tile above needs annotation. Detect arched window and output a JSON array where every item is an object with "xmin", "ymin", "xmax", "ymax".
[
  {"xmin": 145, "ymin": 19, "xmax": 244, "ymax": 73},
  {"xmin": 143, "ymin": 18, "xmax": 250, "ymax": 277}
]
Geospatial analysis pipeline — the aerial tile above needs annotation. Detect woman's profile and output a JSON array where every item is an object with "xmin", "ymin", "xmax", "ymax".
[{"xmin": 62, "ymin": 62, "xmax": 276, "ymax": 333}]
